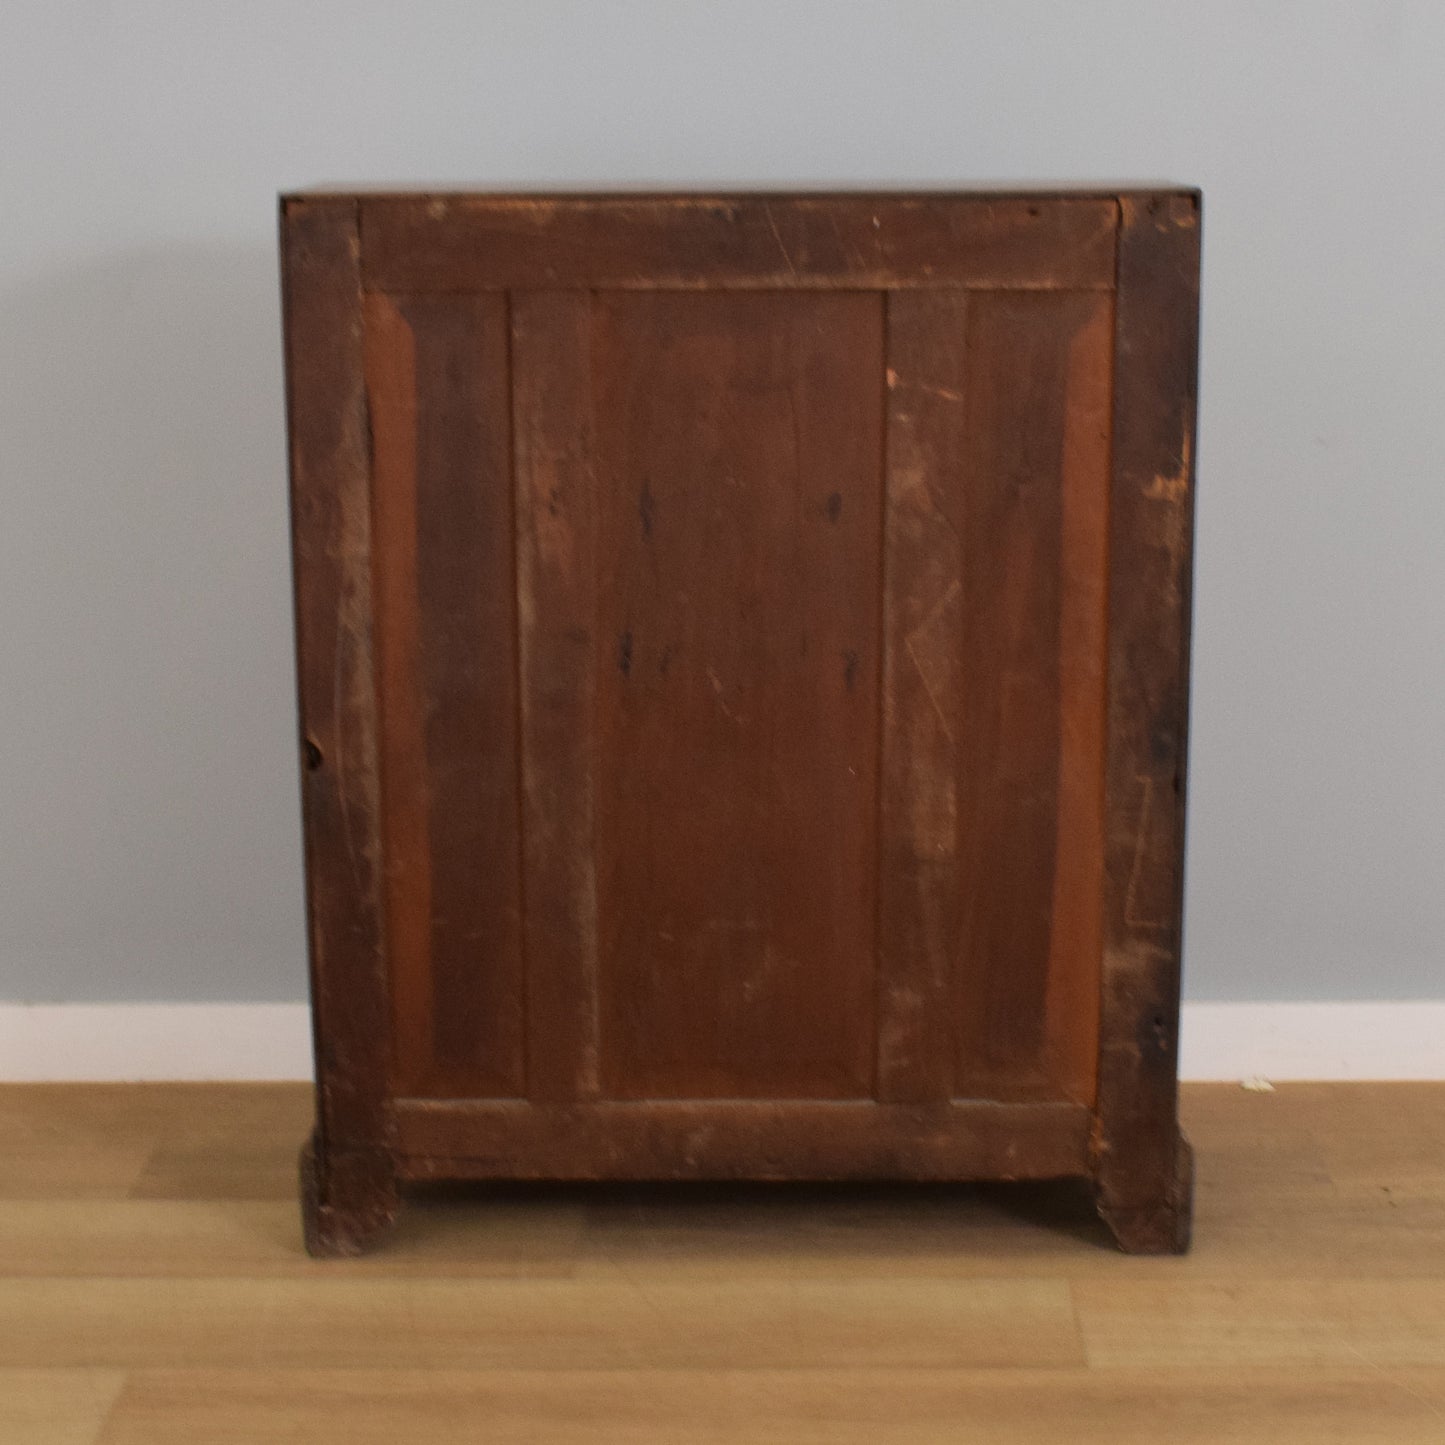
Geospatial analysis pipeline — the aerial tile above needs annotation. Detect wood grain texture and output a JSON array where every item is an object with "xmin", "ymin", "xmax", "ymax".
[
  {"xmin": 392, "ymin": 1099, "xmax": 1091, "ymax": 1180},
  {"xmin": 365, "ymin": 291, "xmax": 524, "ymax": 1100},
  {"xmin": 0, "ymin": 1370, "xmax": 125, "ymax": 1445},
  {"xmin": 512, "ymin": 291, "xmax": 602, "ymax": 1103},
  {"xmin": 949, "ymin": 289, "xmax": 1110, "ymax": 1104},
  {"xmin": 280, "ymin": 197, "xmax": 398, "ymax": 1247},
  {"xmin": 1093, "ymin": 192, "xmax": 1202, "ymax": 1251},
  {"xmin": 1075, "ymin": 1279, "xmax": 1445, "ymax": 1369},
  {"xmin": 0, "ymin": 1198, "xmax": 584, "ymax": 1279},
  {"xmin": 588, "ymin": 291, "xmax": 884, "ymax": 1100},
  {"xmin": 360, "ymin": 194, "xmax": 1117, "ymax": 292},
  {"xmin": 876, "ymin": 289, "xmax": 966, "ymax": 1103},
  {"xmin": 282, "ymin": 198, "xmax": 387, "ymax": 1146},
  {"xmin": 878, "ymin": 289, "xmax": 1110, "ymax": 1107},
  {"xmin": 97, "ymin": 1367, "xmax": 1445, "ymax": 1445},
  {"xmin": 284, "ymin": 189, "xmax": 1200, "ymax": 1248},
  {"xmin": 2, "ymin": 1083, "xmax": 1444, "ymax": 1443},
  {"xmin": 0, "ymin": 1276, "xmax": 1080, "ymax": 1372}
]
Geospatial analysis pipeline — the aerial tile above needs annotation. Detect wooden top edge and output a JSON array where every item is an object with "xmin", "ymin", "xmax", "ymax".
[{"xmin": 281, "ymin": 185, "xmax": 1201, "ymax": 208}]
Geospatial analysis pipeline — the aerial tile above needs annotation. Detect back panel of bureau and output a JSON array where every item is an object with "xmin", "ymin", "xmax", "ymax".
[{"xmin": 283, "ymin": 192, "xmax": 1199, "ymax": 1254}]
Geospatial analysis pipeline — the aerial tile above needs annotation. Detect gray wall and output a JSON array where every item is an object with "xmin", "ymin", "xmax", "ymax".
[{"xmin": 2, "ymin": 2, "xmax": 1441, "ymax": 1004}]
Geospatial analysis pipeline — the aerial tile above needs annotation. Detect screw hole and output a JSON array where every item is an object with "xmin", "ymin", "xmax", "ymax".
[{"xmin": 303, "ymin": 739, "xmax": 324, "ymax": 771}]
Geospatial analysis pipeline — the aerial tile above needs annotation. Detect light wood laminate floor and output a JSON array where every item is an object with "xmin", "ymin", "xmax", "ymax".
[{"xmin": 1, "ymin": 1082, "xmax": 1443, "ymax": 1442}]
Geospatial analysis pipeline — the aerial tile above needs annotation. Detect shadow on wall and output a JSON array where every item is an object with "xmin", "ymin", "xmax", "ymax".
[{"xmin": 0, "ymin": 245, "xmax": 309, "ymax": 1001}]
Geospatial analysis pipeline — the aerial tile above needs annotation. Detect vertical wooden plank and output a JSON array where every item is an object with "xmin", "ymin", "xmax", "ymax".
[
  {"xmin": 951, "ymin": 290, "xmax": 1111, "ymax": 1103},
  {"xmin": 949, "ymin": 291, "xmax": 1067, "ymax": 1099},
  {"xmin": 589, "ymin": 291, "xmax": 885, "ymax": 1100},
  {"xmin": 1045, "ymin": 296, "xmax": 1113, "ymax": 1105},
  {"xmin": 876, "ymin": 291, "xmax": 967, "ymax": 1102},
  {"xmin": 412, "ymin": 294, "xmax": 523, "ymax": 1096},
  {"xmin": 364, "ymin": 294, "xmax": 428, "ymax": 1098},
  {"xmin": 512, "ymin": 291, "xmax": 602, "ymax": 1103},
  {"xmin": 878, "ymin": 289, "xmax": 1111, "ymax": 1106},
  {"xmin": 280, "ymin": 198, "xmax": 390, "ymax": 1155},
  {"xmin": 366, "ymin": 292, "xmax": 524, "ymax": 1100},
  {"xmin": 1095, "ymin": 192, "xmax": 1201, "ymax": 1251}
]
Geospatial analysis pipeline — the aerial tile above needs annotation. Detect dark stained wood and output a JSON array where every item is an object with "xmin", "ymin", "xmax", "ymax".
[
  {"xmin": 280, "ymin": 196, "xmax": 397, "ymax": 1251},
  {"xmin": 876, "ymin": 289, "xmax": 967, "ymax": 1104},
  {"xmin": 948, "ymin": 289, "xmax": 1111, "ymax": 1105},
  {"xmin": 589, "ymin": 291, "xmax": 885, "ymax": 1100},
  {"xmin": 365, "ymin": 291, "xmax": 525, "ymax": 1101},
  {"xmin": 393, "ymin": 1099, "xmax": 1092, "ymax": 1181},
  {"xmin": 298, "ymin": 1129, "xmax": 396, "ymax": 1258},
  {"xmin": 284, "ymin": 188, "xmax": 1200, "ymax": 1255},
  {"xmin": 1093, "ymin": 191, "xmax": 1202, "ymax": 1253},
  {"xmin": 947, "ymin": 289, "xmax": 1067, "ymax": 1100},
  {"xmin": 361, "ymin": 195, "xmax": 1117, "ymax": 293},
  {"xmin": 512, "ymin": 291, "xmax": 603, "ymax": 1103},
  {"xmin": 878, "ymin": 290, "xmax": 1110, "ymax": 1107},
  {"xmin": 1047, "ymin": 292, "xmax": 1114, "ymax": 1104}
]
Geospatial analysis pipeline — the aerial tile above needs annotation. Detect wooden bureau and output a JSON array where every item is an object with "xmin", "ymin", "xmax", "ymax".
[{"xmin": 281, "ymin": 190, "xmax": 1199, "ymax": 1255}]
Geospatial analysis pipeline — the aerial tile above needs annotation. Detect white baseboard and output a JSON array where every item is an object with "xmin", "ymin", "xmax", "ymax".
[
  {"xmin": 1177, "ymin": 1001, "xmax": 1445, "ymax": 1083},
  {"xmin": 0, "ymin": 1001, "xmax": 1441, "ymax": 1083},
  {"xmin": 0, "ymin": 1004, "xmax": 313, "ymax": 1083}
]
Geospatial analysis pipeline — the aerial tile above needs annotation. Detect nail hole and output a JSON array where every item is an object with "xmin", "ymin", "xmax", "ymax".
[{"xmin": 304, "ymin": 739, "xmax": 324, "ymax": 771}]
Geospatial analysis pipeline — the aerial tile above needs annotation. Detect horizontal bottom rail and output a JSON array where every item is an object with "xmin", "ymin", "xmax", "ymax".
[{"xmin": 392, "ymin": 1098, "xmax": 1092, "ymax": 1182}]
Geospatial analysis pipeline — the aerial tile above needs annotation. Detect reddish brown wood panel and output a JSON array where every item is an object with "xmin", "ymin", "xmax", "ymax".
[
  {"xmin": 876, "ymin": 290, "xmax": 968, "ymax": 1104},
  {"xmin": 878, "ymin": 289, "xmax": 1111, "ymax": 1107},
  {"xmin": 360, "ymin": 195, "xmax": 1117, "ymax": 293},
  {"xmin": 392, "ymin": 1099, "xmax": 1092, "ymax": 1181},
  {"xmin": 588, "ymin": 291, "xmax": 885, "ymax": 1100},
  {"xmin": 287, "ymin": 188, "xmax": 1199, "ymax": 1256},
  {"xmin": 1094, "ymin": 193, "xmax": 1201, "ymax": 1249},
  {"xmin": 364, "ymin": 291, "xmax": 525, "ymax": 1100},
  {"xmin": 1048, "ymin": 293, "xmax": 1114, "ymax": 1102},
  {"xmin": 949, "ymin": 289, "xmax": 1111, "ymax": 1105},
  {"xmin": 512, "ymin": 291, "xmax": 603, "ymax": 1103},
  {"xmin": 280, "ymin": 198, "xmax": 391, "ymax": 1155}
]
